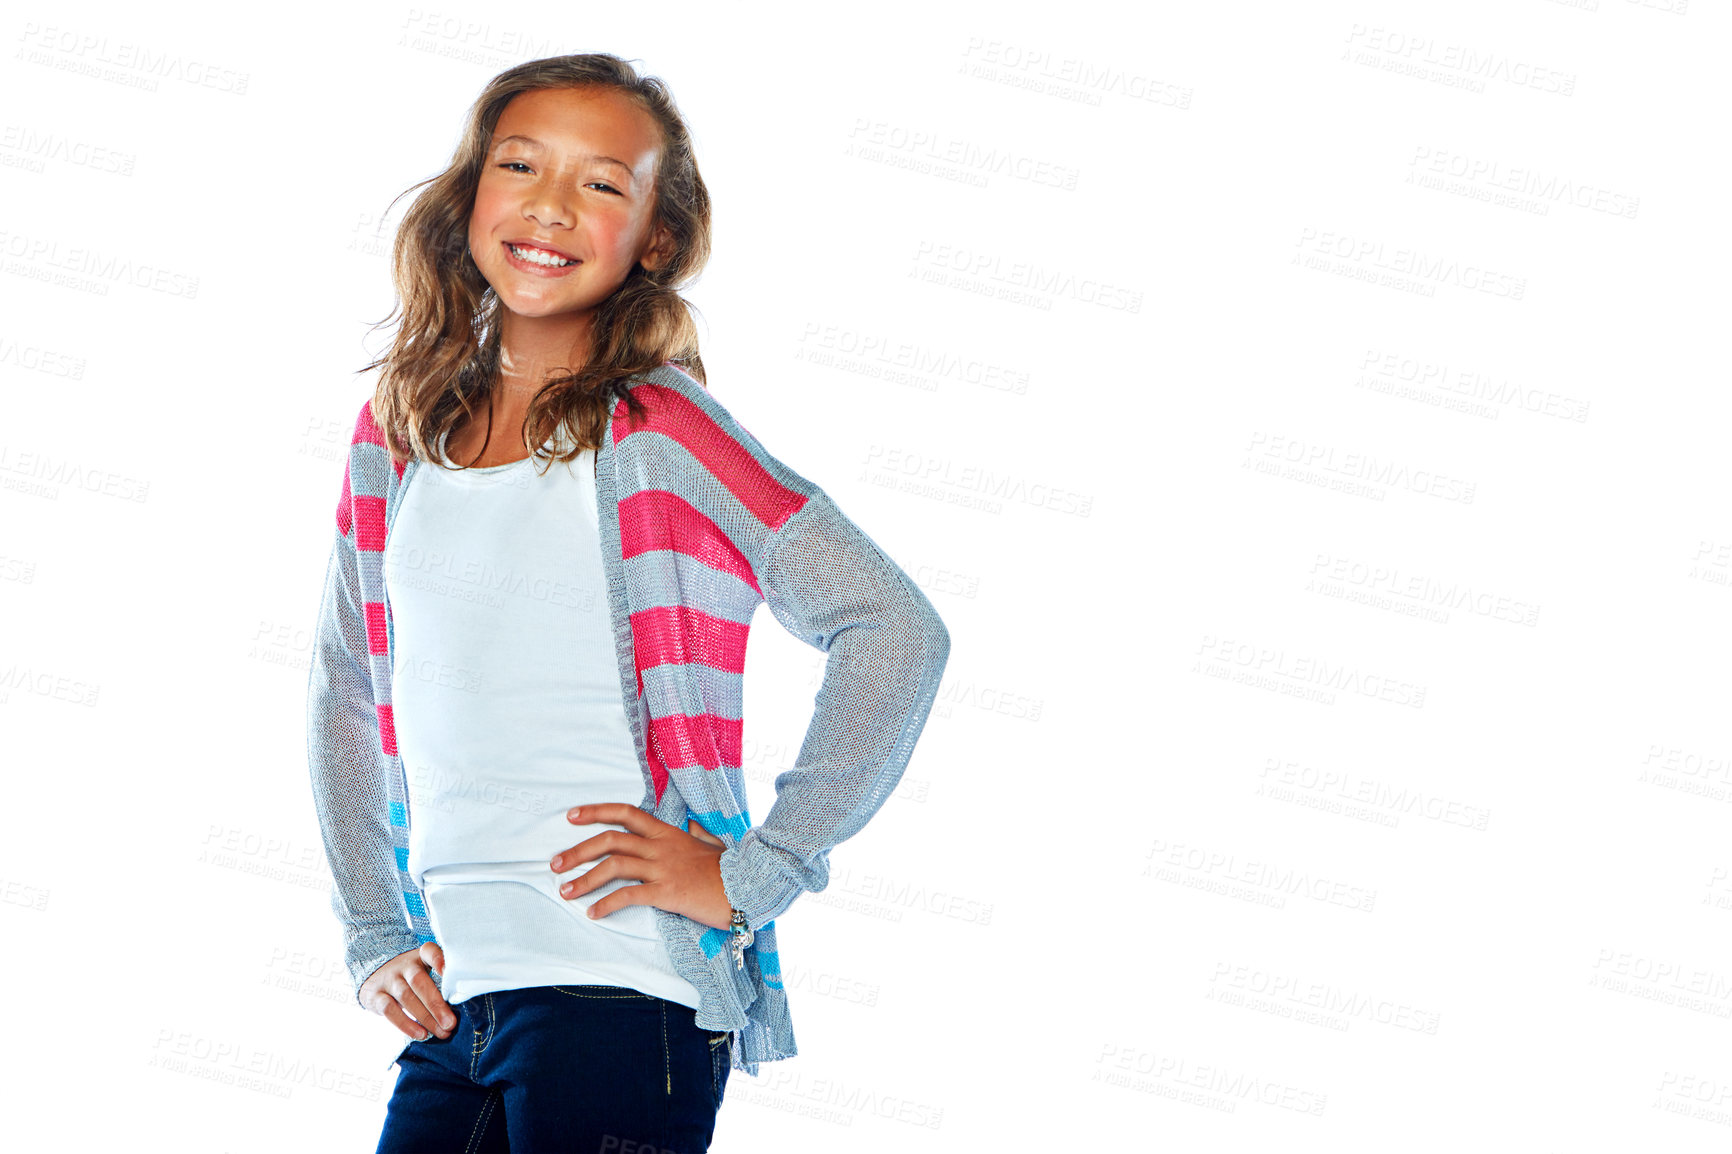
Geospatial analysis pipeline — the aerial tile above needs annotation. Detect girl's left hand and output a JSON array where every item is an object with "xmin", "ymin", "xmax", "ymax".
[{"xmin": 551, "ymin": 804, "xmax": 734, "ymax": 931}]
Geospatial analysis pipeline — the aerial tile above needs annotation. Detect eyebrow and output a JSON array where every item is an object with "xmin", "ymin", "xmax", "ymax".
[{"xmin": 491, "ymin": 135, "xmax": 634, "ymax": 175}]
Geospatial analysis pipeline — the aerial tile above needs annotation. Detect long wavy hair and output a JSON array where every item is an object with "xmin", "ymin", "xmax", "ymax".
[{"xmin": 359, "ymin": 53, "xmax": 712, "ymax": 469}]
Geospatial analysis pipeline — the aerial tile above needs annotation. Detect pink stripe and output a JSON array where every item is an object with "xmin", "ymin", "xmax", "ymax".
[
  {"xmin": 612, "ymin": 386, "xmax": 807, "ymax": 530},
  {"xmin": 364, "ymin": 601, "xmax": 388, "ymax": 657},
  {"xmin": 354, "ymin": 495, "xmax": 387, "ymax": 552},
  {"xmin": 630, "ymin": 604, "xmax": 749, "ymax": 675},
  {"xmin": 376, "ymin": 703, "xmax": 397, "ymax": 757},
  {"xmin": 618, "ymin": 490, "xmax": 761, "ymax": 596},
  {"xmin": 644, "ymin": 730, "xmax": 669, "ymax": 802},
  {"xmin": 649, "ymin": 712, "xmax": 742, "ymax": 773},
  {"xmin": 353, "ymin": 401, "xmax": 384, "ymax": 447},
  {"xmin": 336, "ymin": 470, "xmax": 353, "ymax": 536}
]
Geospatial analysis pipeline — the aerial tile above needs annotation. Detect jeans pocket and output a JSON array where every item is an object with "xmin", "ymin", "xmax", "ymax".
[{"xmin": 708, "ymin": 1031, "xmax": 732, "ymax": 1104}]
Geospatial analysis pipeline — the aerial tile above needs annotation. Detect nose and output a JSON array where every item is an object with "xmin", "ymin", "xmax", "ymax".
[{"xmin": 522, "ymin": 178, "xmax": 576, "ymax": 231}]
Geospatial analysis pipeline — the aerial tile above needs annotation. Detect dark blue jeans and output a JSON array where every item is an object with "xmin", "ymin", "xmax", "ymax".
[{"xmin": 375, "ymin": 985, "xmax": 731, "ymax": 1154}]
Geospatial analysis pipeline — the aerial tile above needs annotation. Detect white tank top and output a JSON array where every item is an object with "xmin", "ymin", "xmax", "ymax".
[{"xmin": 382, "ymin": 427, "xmax": 702, "ymax": 1008}]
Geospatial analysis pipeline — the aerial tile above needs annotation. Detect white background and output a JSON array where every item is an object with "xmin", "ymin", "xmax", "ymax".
[{"xmin": 2, "ymin": 1, "xmax": 1729, "ymax": 1149}]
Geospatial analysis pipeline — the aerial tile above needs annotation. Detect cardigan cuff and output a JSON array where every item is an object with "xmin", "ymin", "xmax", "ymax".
[
  {"xmin": 346, "ymin": 928, "xmax": 427, "ymax": 1008},
  {"xmin": 717, "ymin": 832, "xmax": 824, "ymax": 932}
]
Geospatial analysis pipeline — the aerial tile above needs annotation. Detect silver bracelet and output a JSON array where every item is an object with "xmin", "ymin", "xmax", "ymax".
[{"xmin": 728, "ymin": 907, "xmax": 754, "ymax": 971}]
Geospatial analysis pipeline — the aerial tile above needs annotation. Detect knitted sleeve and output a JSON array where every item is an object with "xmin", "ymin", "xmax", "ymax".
[
  {"xmin": 727, "ymin": 485, "xmax": 952, "ymax": 930},
  {"xmin": 623, "ymin": 369, "xmax": 951, "ymax": 931},
  {"xmin": 305, "ymin": 410, "xmax": 423, "ymax": 1003}
]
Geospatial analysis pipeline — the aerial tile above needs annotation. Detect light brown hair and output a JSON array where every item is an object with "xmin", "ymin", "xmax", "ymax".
[{"xmin": 360, "ymin": 53, "xmax": 712, "ymax": 467}]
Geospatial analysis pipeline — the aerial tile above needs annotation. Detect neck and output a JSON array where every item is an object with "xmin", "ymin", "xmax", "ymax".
[{"xmin": 495, "ymin": 309, "xmax": 595, "ymax": 398}]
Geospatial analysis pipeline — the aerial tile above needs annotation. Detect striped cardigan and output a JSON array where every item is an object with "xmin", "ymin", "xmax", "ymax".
[{"xmin": 306, "ymin": 361, "xmax": 950, "ymax": 1072}]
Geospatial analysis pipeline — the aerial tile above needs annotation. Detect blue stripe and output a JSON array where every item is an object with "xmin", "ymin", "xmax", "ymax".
[
  {"xmin": 755, "ymin": 929, "xmax": 780, "ymax": 981},
  {"xmin": 699, "ymin": 925, "xmax": 778, "ymax": 979},
  {"xmin": 394, "ymin": 846, "xmax": 409, "ymax": 870},
  {"xmin": 403, "ymin": 891, "xmax": 426, "ymax": 918},
  {"xmin": 388, "ymin": 802, "xmax": 406, "ymax": 826},
  {"xmin": 687, "ymin": 808, "xmax": 751, "ymax": 840}
]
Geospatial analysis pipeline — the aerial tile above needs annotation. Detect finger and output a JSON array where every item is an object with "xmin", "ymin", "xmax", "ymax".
[
  {"xmin": 367, "ymin": 981, "xmax": 438, "ymax": 1041},
  {"xmin": 377, "ymin": 998, "xmax": 437, "ymax": 1042},
  {"xmin": 551, "ymin": 828, "xmax": 647, "ymax": 871},
  {"xmin": 384, "ymin": 969, "xmax": 447, "ymax": 1039},
  {"xmin": 404, "ymin": 965, "xmax": 456, "ymax": 1033},
  {"xmin": 389, "ymin": 981, "xmax": 441, "ymax": 1038},
  {"xmin": 558, "ymin": 855, "xmax": 645, "ymax": 900},
  {"xmin": 569, "ymin": 803, "xmax": 663, "ymax": 836},
  {"xmin": 419, "ymin": 941, "xmax": 446, "ymax": 976},
  {"xmin": 687, "ymin": 820, "xmax": 725, "ymax": 848},
  {"xmin": 587, "ymin": 881, "xmax": 656, "ymax": 921}
]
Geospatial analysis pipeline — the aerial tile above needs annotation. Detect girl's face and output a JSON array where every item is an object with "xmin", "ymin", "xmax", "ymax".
[{"xmin": 467, "ymin": 86, "xmax": 673, "ymax": 332}]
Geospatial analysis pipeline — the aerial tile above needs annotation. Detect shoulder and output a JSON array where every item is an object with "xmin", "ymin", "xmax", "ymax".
[
  {"xmin": 614, "ymin": 362, "xmax": 725, "ymax": 435},
  {"xmin": 349, "ymin": 398, "xmax": 385, "ymax": 448},
  {"xmin": 615, "ymin": 362, "xmax": 766, "ymax": 461},
  {"xmin": 615, "ymin": 362, "xmax": 818, "ymax": 531},
  {"xmin": 346, "ymin": 398, "xmax": 407, "ymax": 478},
  {"xmin": 333, "ymin": 398, "xmax": 403, "ymax": 536}
]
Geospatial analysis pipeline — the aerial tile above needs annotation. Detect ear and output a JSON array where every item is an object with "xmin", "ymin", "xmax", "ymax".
[{"xmin": 639, "ymin": 220, "xmax": 677, "ymax": 273}]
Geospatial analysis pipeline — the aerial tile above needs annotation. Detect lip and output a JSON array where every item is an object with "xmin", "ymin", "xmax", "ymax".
[
  {"xmin": 505, "ymin": 237, "xmax": 579, "ymax": 261},
  {"xmin": 501, "ymin": 240, "xmax": 582, "ymax": 278}
]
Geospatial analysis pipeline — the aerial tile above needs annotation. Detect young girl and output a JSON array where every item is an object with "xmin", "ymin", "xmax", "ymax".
[{"xmin": 305, "ymin": 54, "xmax": 950, "ymax": 1153}]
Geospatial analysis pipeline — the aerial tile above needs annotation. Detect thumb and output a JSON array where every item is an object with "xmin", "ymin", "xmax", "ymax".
[
  {"xmin": 687, "ymin": 820, "xmax": 725, "ymax": 848},
  {"xmin": 419, "ymin": 941, "xmax": 446, "ymax": 972}
]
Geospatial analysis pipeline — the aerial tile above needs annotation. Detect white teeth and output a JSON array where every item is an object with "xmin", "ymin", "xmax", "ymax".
[{"xmin": 508, "ymin": 244, "xmax": 577, "ymax": 267}]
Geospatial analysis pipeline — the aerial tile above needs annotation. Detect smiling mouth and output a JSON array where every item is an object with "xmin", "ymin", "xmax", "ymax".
[{"xmin": 505, "ymin": 243, "xmax": 580, "ymax": 268}]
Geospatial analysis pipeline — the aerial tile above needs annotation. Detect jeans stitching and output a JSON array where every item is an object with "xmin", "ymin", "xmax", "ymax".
[
  {"xmin": 549, "ymin": 985, "xmax": 654, "ymax": 1000},
  {"xmin": 660, "ymin": 1000, "xmax": 671, "ymax": 1095},
  {"xmin": 470, "ymin": 993, "xmax": 495, "ymax": 1078},
  {"xmin": 463, "ymin": 1087, "xmax": 500, "ymax": 1154},
  {"xmin": 709, "ymin": 1033, "xmax": 728, "ymax": 1103}
]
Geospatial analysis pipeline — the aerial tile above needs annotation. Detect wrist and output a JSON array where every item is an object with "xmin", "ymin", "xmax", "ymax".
[
  {"xmin": 714, "ymin": 857, "xmax": 753, "ymax": 966},
  {"xmin": 710, "ymin": 856, "xmax": 738, "ymax": 931}
]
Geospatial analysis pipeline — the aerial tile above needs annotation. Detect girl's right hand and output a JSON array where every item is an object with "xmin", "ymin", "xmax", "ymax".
[{"xmin": 360, "ymin": 942, "xmax": 456, "ymax": 1041}]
